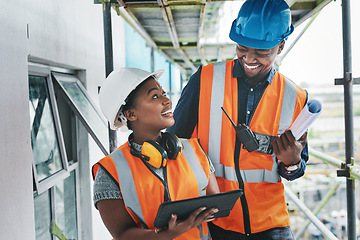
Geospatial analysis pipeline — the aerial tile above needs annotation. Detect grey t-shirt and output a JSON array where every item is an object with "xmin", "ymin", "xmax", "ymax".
[{"xmin": 93, "ymin": 142, "xmax": 215, "ymax": 208}]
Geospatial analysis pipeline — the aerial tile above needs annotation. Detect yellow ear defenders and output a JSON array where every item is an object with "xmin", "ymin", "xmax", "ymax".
[{"xmin": 129, "ymin": 132, "xmax": 183, "ymax": 168}]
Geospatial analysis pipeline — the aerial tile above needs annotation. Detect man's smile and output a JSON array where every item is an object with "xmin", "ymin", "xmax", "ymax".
[{"xmin": 243, "ymin": 62, "xmax": 261, "ymax": 71}]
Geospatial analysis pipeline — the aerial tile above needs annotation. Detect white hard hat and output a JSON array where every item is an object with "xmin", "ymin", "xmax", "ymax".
[
  {"xmin": 339, "ymin": 209, "xmax": 346, "ymax": 217},
  {"xmin": 99, "ymin": 67, "xmax": 164, "ymax": 131}
]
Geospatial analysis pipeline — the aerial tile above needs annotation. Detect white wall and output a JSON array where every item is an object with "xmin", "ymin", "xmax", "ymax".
[
  {"xmin": 0, "ymin": 1, "xmax": 35, "ymax": 239},
  {"xmin": 0, "ymin": 0, "xmax": 125, "ymax": 239}
]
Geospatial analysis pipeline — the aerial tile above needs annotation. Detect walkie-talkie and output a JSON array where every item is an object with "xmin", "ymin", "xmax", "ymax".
[{"xmin": 221, "ymin": 107, "xmax": 259, "ymax": 152}]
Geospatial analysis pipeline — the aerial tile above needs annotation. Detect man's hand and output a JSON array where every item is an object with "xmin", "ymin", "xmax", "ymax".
[{"xmin": 272, "ymin": 130, "xmax": 307, "ymax": 166}]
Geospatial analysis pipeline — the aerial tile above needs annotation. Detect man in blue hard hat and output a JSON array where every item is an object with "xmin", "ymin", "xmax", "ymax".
[{"xmin": 168, "ymin": 0, "xmax": 309, "ymax": 239}]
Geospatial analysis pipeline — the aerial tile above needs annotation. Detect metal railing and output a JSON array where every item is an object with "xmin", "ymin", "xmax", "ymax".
[
  {"xmin": 285, "ymin": 185, "xmax": 338, "ymax": 240},
  {"xmin": 285, "ymin": 147, "xmax": 360, "ymax": 240},
  {"xmin": 309, "ymin": 148, "xmax": 360, "ymax": 181}
]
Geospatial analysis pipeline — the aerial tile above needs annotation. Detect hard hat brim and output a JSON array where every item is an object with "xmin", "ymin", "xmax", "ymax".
[{"xmin": 229, "ymin": 20, "xmax": 294, "ymax": 49}]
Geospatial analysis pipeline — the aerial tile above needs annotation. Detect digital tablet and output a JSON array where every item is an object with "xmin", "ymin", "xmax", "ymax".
[{"xmin": 153, "ymin": 189, "xmax": 242, "ymax": 229}]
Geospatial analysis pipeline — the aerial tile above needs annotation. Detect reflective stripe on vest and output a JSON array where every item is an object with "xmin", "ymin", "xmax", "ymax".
[
  {"xmin": 109, "ymin": 139, "xmax": 211, "ymax": 239},
  {"xmin": 198, "ymin": 223, "xmax": 213, "ymax": 240},
  {"xmin": 208, "ymin": 61, "xmax": 226, "ymax": 175},
  {"xmin": 208, "ymin": 61, "xmax": 298, "ymax": 183},
  {"xmin": 109, "ymin": 149, "xmax": 148, "ymax": 226},
  {"xmin": 181, "ymin": 140, "xmax": 208, "ymax": 196},
  {"xmin": 279, "ymin": 78, "xmax": 298, "ymax": 133},
  {"xmin": 198, "ymin": 60, "xmax": 307, "ymax": 233}
]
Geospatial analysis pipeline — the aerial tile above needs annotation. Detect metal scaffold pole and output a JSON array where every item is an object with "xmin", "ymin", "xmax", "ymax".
[
  {"xmin": 338, "ymin": 0, "xmax": 356, "ymax": 239},
  {"xmin": 285, "ymin": 186, "xmax": 338, "ymax": 240},
  {"xmin": 103, "ymin": 1, "xmax": 117, "ymax": 153}
]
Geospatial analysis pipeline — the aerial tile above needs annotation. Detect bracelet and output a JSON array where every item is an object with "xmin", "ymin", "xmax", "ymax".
[{"xmin": 285, "ymin": 160, "xmax": 301, "ymax": 171}]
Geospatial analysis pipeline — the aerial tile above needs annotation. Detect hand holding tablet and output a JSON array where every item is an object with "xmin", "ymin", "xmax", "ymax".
[{"xmin": 154, "ymin": 189, "xmax": 242, "ymax": 229}]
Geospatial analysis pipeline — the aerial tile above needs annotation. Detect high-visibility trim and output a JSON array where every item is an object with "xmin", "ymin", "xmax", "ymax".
[
  {"xmin": 213, "ymin": 163, "xmax": 238, "ymax": 182},
  {"xmin": 236, "ymin": 77, "xmax": 300, "ymax": 183},
  {"xmin": 110, "ymin": 149, "xmax": 148, "ymax": 227},
  {"xmin": 240, "ymin": 168, "xmax": 279, "ymax": 183},
  {"xmin": 198, "ymin": 224, "xmax": 203, "ymax": 239},
  {"xmin": 208, "ymin": 71, "xmax": 299, "ymax": 183},
  {"xmin": 197, "ymin": 223, "xmax": 212, "ymax": 240},
  {"xmin": 94, "ymin": 138, "xmax": 212, "ymax": 239},
  {"xmin": 197, "ymin": 59, "xmax": 307, "ymax": 233},
  {"xmin": 279, "ymin": 78, "xmax": 298, "ymax": 133},
  {"xmin": 208, "ymin": 61, "xmax": 226, "ymax": 167},
  {"xmin": 214, "ymin": 160, "xmax": 279, "ymax": 183},
  {"xmin": 180, "ymin": 140, "xmax": 208, "ymax": 196}
]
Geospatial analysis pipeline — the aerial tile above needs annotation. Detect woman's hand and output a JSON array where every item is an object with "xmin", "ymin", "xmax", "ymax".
[
  {"xmin": 163, "ymin": 207, "xmax": 219, "ymax": 239},
  {"xmin": 97, "ymin": 198, "xmax": 218, "ymax": 240}
]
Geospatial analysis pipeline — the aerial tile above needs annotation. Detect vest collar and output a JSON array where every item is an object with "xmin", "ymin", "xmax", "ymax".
[{"xmin": 131, "ymin": 141, "xmax": 142, "ymax": 152}]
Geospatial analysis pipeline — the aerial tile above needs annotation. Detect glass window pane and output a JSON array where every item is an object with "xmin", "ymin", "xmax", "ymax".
[
  {"xmin": 53, "ymin": 73, "xmax": 109, "ymax": 154},
  {"xmin": 34, "ymin": 191, "xmax": 52, "ymax": 240},
  {"xmin": 29, "ymin": 75, "xmax": 63, "ymax": 181},
  {"xmin": 55, "ymin": 170, "xmax": 78, "ymax": 240},
  {"xmin": 56, "ymin": 92, "xmax": 77, "ymax": 165}
]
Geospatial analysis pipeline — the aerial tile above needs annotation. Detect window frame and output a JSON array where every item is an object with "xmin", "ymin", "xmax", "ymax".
[
  {"xmin": 51, "ymin": 163, "xmax": 80, "ymax": 240},
  {"xmin": 51, "ymin": 72, "xmax": 109, "ymax": 156},
  {"xmin": 29, "ymin": 65, "xmax": 70, "ymax": 194},
  {"xmin": 30, "ymin": 63, "xmax": 106, "ymax": 240},
  {"xmin": 34, "ymin": 163, "xmax": 80, "ymax": 240}
]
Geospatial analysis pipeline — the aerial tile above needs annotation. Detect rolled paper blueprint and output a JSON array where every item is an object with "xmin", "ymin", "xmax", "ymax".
[{"xmin": 289, "ymin": 99, "xmax": 322, "ymax": 140}]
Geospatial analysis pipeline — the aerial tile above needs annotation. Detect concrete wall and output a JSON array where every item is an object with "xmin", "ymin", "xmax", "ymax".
[
  {"xmin": 0, "ymin": 0, "xmax": 125, "ymax": 239},
  {"xmin": 0, "ymin": 1, "xmax": 35, "ymax": 239}
]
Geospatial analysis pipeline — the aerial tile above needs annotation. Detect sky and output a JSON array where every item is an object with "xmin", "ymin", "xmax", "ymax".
[{"xmin": 280, "ymin": 0, "xmax": 360, "ymax": 88}]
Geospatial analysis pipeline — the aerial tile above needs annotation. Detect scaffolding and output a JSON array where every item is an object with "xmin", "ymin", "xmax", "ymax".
[{"xmin": 98, "ymin": 0, "xmax": 359, "ymax": 238}]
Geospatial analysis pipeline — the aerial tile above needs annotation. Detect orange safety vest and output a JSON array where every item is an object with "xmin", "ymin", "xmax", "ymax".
[
  {"xmin": 93, "ymin": 138, "xmax": 212, "ymax": 240},
  {"xmin": 193, "ymin": 59, "xmax": 307, "ymax": 234}
]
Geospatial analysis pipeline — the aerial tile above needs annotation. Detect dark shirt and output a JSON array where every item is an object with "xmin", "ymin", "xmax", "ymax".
[{"xmin": 168, "ymin": 59, "xmax": 308, "ymax": 181}]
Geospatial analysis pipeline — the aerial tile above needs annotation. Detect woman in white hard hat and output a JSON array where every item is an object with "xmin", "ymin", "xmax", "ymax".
[{"xmin": 92, "ymin": 67, "xmax": 219, "ymax": 240}]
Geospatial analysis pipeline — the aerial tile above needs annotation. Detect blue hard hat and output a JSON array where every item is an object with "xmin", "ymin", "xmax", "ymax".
[{"xmin": 229, "ymin": 0, "xmax": 294, "ymax": 49}]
